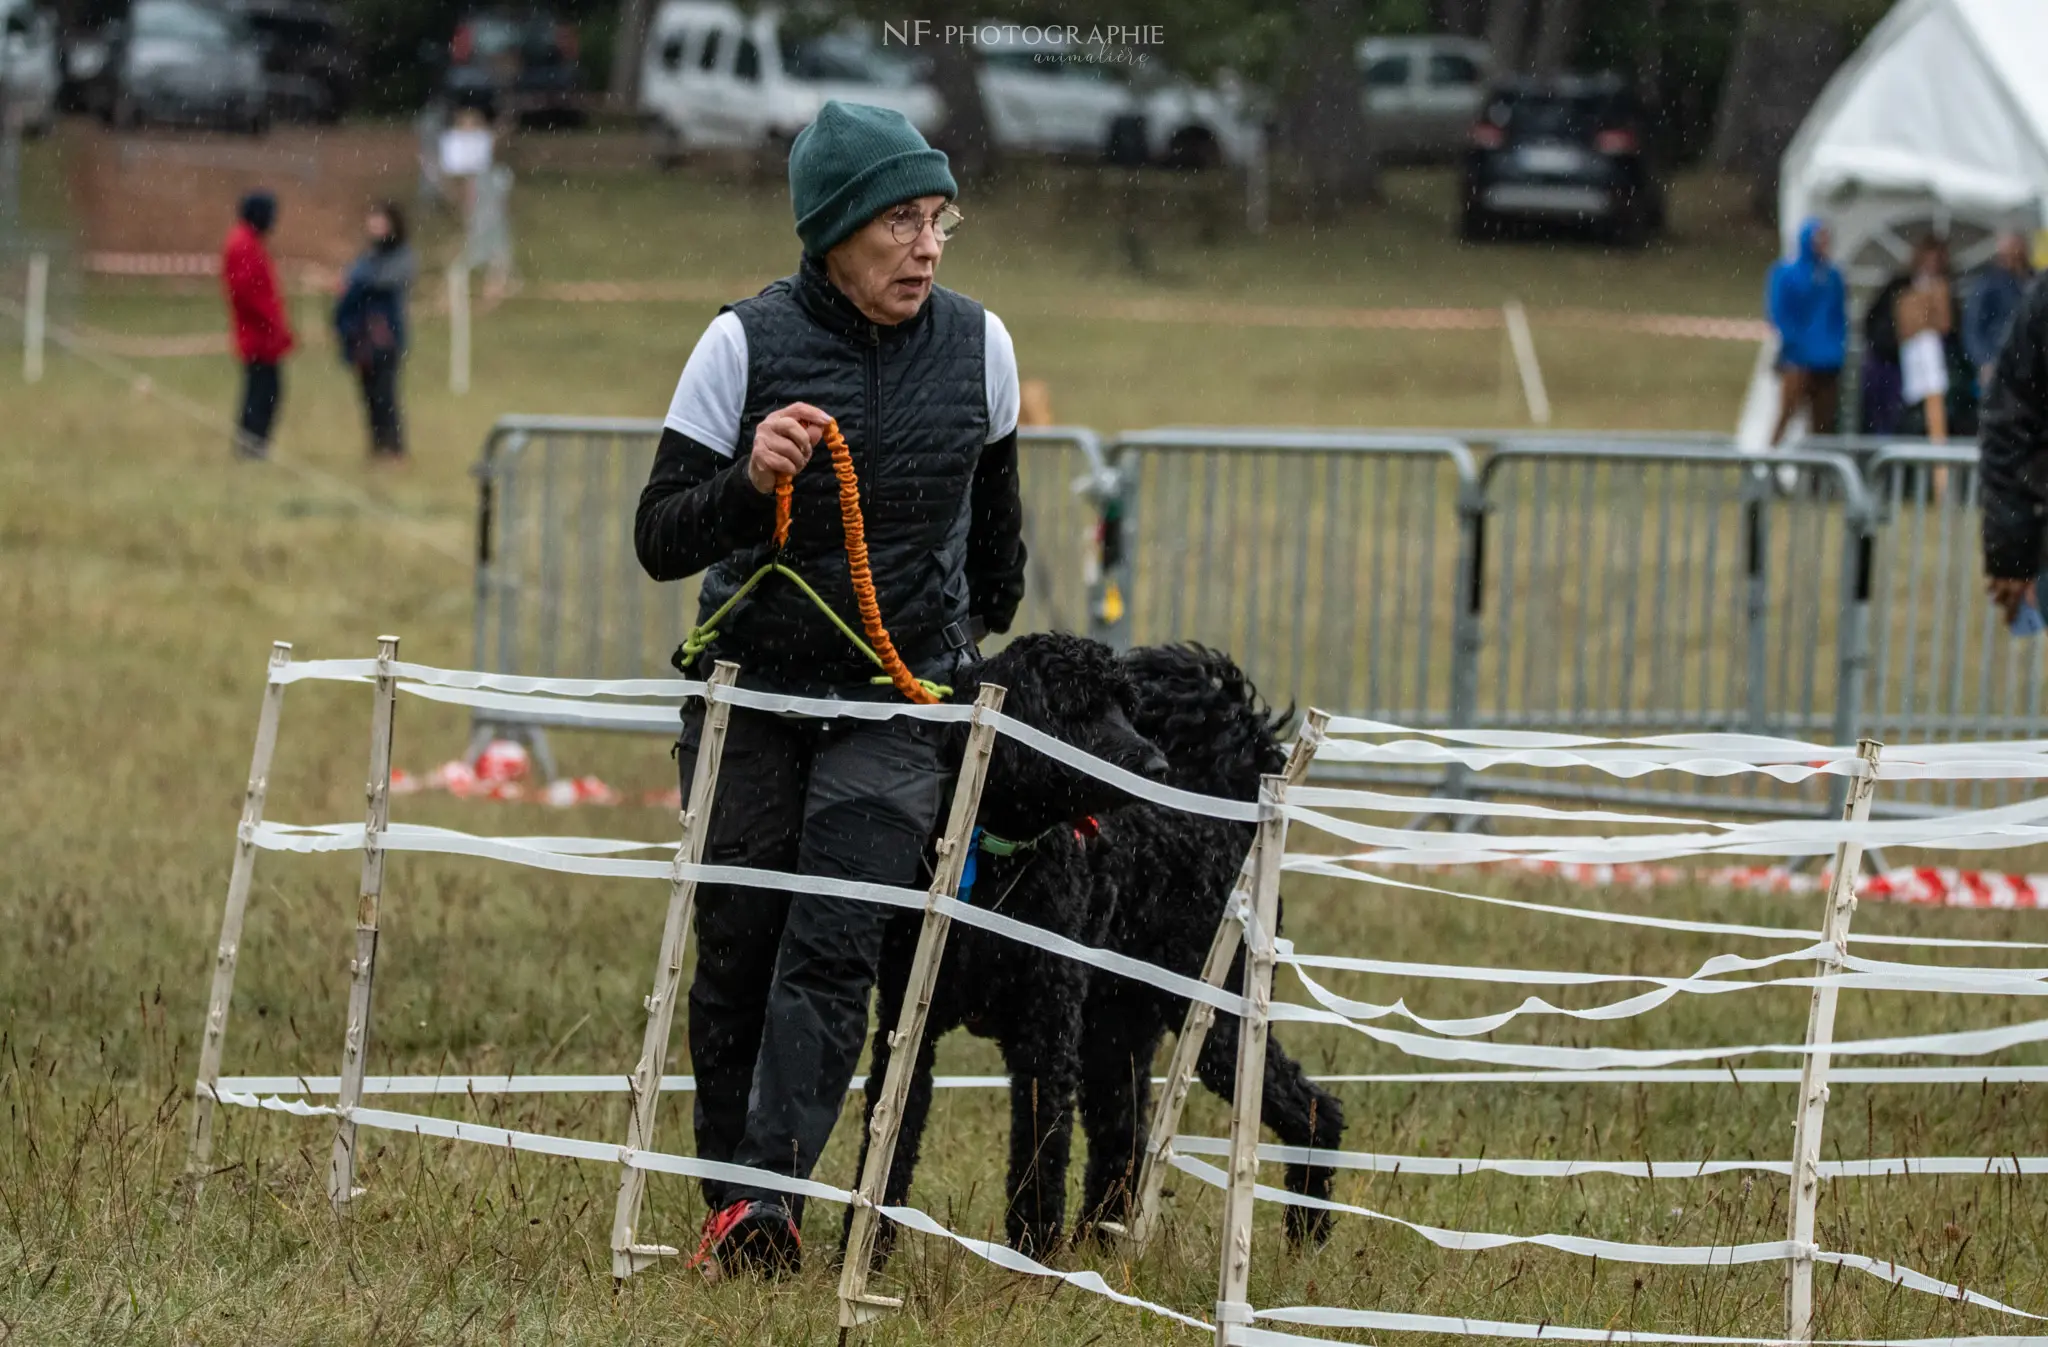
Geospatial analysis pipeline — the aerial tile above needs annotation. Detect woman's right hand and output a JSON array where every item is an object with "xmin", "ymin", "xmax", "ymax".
[{"xmin": 748, "ymin": 402, "xmax": 830, "ymax": 494}]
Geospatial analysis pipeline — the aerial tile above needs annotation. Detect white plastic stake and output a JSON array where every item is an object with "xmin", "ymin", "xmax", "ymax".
[
  {"xmin": 1125, "ymin": 710, "xmax": 1326, "ymax": 1253},
  {"xmin": 1785, "ymin": 737, "xmax": 1882, "ymax": 1342},
  {"xmin": 185, "ymin": 641, "xmax": 292, "ymax": 1200},
  {"xmin": 1214, "ymin": 775, "xmax": 1291, "ymax": 1347},
  {"xmin": 328, "ymin": 635, "xmax": 400, "ymax": 1214},
  {"xmin": 1502, "ymin": 299, "xmax": 1551, "ymax": 425},
  {"xmin": 610, "ymin": 662, "xmax": 738, "ymax": 1278},
  {"xmin": 448, "ymin": 264, "xmax": 471, "ymax": 395},
  {"xmin": 838, "ymin": 683, "xmax": 1006, "ymax": 1330},
  {"xmin": 24, "ymin": 251, "xmax": 46, "ymax": 383}
]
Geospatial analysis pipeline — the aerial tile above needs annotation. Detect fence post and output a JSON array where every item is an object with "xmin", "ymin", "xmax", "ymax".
[
  {"xmin": 1089, "ymin": 448, "xmax": 1133, "ymax": 651},
  {"xmin": 610, "ymin": 661, "xmax": 738, "ymax": 1278},
  {"xmin": 1123, "ymin": 710, "xmax": 1325, "ymax": 1254},
  {"xmin": 328, "ymin": 635, "xmax": 400, "ymax": 1214},
  {"xmin": 448, "ymin": 264, "xmax": 471, "ymax": 395},
  {"xmin": 1785, "ymin": 737, "xmax": 1882, "ymax": 1342},
  {"xmin": 1213, "ymin": 774, "xmax": 1291, "ymax": 1347},
  {"xmin": 838, "ymin": 685, "xmax": 1005, "ymax": 1329},
  {"xmin": 1827, "ymin": 513, "xmax": 1876, "ymax": 816},
  {"xmin": 184, "ymin": 641, "xmax": 293, "ymax": 1202},
  {"xmin": 1742, "ymin": 471, "xmax": 1771, "ymax": 734},
  {"xmin": 24, "ymin": 250, "xmax": 47, "ymax": 383},
  {"xmin": 1443, "ymin": 473, "xmax": 1487, "ymax": 803}
]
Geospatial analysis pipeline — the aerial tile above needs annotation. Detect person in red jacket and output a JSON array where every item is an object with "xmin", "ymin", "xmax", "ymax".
[{"xmin": 222, "ymin": 191, "xmax": 295, "ymax": 459}]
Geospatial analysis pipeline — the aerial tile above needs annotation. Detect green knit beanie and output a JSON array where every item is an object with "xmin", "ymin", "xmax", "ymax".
[{"xmin": 789, "ymin": 101, "xmax": 957, "ymax": 257}]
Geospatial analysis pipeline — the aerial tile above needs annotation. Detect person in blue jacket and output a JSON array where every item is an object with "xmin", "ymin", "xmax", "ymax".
[
  {"xmin": 333, "ymin": 201, "xmax": 417, "ymax": 460},
  {"xmin": 1767, "ymin": 217, "xmax": 1848, "ymax": 445}
]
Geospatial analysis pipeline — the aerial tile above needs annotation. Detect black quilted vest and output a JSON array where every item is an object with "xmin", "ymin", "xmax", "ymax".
[{"xmin": 691, "ymin": 255, "xmax": 989, "ymax": 694}]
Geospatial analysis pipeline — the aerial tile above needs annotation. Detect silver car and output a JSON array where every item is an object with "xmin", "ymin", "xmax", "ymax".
[
  {"xmin": 1356, "ymin": 35, "xmax": 1492, "ymax": 163},
  {"xmin": 107, "ymin": 0, "xmax": 267, "ymax": 132}
]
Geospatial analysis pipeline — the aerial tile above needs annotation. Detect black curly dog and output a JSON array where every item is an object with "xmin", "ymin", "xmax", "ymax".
[
  {"xmin": 846, "ymin": 637, "xmax": 1341, "ymax": 1261},
  {"xmin": 1077, "ymin": 643, "xmax": 1344, "ymax": 1247},
  {"xmin": 845, "ymin": 632, "xmax": 1166, "ymax": 1259}
]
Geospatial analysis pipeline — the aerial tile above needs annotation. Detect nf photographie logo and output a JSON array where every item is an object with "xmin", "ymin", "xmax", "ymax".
[{"xmin": 883, "ymin": 21, "xmax": 1165, "ymax": 63}]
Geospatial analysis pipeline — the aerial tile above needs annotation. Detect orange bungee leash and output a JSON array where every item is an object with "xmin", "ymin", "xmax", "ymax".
[{"xmin": 681, "ymin": 417, "xmax": 945, "ymax": 705}]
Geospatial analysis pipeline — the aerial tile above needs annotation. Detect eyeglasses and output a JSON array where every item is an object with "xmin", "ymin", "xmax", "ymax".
[{"xmin": 883, "ymin": 202, "xmax": 964, "ymax": 245}]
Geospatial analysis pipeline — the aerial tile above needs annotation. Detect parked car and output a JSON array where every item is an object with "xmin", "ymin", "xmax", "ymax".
[
  {"xmin": 226, "ymin": 0, "xmax": 354, "ymax": 122},
  {"xmin": 103, "ymin": 0, "xmax": 268, "ymax": 133},
  {"xmin": 975, "ymin": 26, "xmax": 1129, "ymax": 158},
  {"xmin": 1, "ymin": 0, "xmax": 60, "ymax": 136},
  {"xmin": 444, "ymin": 8, "xmax": 583, "ymax": 127},
  {"xmin": 1356, "ymin": 34, "xmax": 1491, "ymax": 163},
  {"xmin": 640, "ymin": 2, "xmax": 1258, "ymax": 171},
  {"xmin": 1459, "ymin": 73, "xmax": 1665, "ymax": 244},
  {"xmin": 1126, "ymin": 63, "xmax": 1262, "ymax": 170},
  {"xmin": 639, "ymin": 2, "xmax": 938, "ymax": 154}
]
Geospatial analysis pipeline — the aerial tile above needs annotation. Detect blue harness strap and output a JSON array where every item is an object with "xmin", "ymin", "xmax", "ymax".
[{"xmin": 956, "ymin": 827, "xmax": 983, "ymax": 904}]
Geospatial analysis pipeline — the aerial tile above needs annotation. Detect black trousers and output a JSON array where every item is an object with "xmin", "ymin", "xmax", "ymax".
[
  {"xmin": 236, "ymin": 360, "xmax": 281, "ymax": 456},
  {"xmin": 357, "ymin": 350, "xmax": 404, "ymax": 454},
  {"xmin": 677, "ymin": 703, "xmax": 947, "ymax": 1220}
]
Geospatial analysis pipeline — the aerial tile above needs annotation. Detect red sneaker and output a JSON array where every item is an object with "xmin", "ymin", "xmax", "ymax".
[{"xmin": 689, "ymin": 1199, "xmax": 801, "ymax": 1280}]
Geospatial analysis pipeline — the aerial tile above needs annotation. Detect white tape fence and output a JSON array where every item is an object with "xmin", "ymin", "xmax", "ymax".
[{"xmin": 188, "ymin": 648, "xmax": 2048, "ymax": 1345}]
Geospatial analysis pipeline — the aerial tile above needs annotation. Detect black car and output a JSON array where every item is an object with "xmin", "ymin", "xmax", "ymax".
[
  {"xmin": 1459, "ymin": 74, "xmax": 1665, "ymax": 244},
  {"xmin": 442, "ymin": 8, "xmax": 582, "ymax": 126},
  {"xmin": 227, "ymin": 0, "xmax": 356, "ymax": 122}
]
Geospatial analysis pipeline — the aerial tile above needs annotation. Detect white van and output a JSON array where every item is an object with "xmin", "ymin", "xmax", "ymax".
[{"xmin": 640, "ymin": 2, "xmax": 939, "ymax": 154}]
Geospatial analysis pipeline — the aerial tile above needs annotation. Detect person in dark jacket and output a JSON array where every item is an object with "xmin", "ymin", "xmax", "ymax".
[
  {"xmin": 1983, "ymin": 273, "xmax": 2048, "ymax": 625},
  {"xmin": 221, "ymin": 190, "xmax": 294, "ymax": 459},
  {"xmin": 1767, "ymin": 217, "xmax": 1847, "ymax": 444},
  {"xmin": 633, "ymin": 100, "xmax": 1024, "ymax": 1278},
  {"xmin": 332, "ymin": 202, "xmax": 416, "ymax": 460},
  {"xmin": 1966, "ymin": 233, "xmax": 2033, "ymax": 395}
]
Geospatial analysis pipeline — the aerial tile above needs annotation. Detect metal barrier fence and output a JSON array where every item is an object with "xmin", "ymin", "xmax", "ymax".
[
  {"xmin": 1862, "ymin": 444, "xmax": 2038, "ymax": 815},
  {"xmin": 469, "ymin": 416, "xmax": 1108, "ymax": 762},
  {"xmin": 1106, "ymin": 429, "xmax": 1481, "ymax": 730},
  {"xmin": 469, "ymin": 418, "xmax": 2021, "ymax": 817}
]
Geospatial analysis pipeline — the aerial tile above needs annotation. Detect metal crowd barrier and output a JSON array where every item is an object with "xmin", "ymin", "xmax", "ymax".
[
  {"xmin": 1462, "ymin": 442, "xmax": 1876, "ymax": 816},
  {"xmin": 468, "ymin": 416, "xmax": 1109, "ymax": 767},
  {"xmin": 468, "ymin": 417, "xmax": 2014, "ymax": 817},
  {"xmin": 1862, "ymin": 443, "xmax": 2036, "ymax": 815},
  {"xmin": 1104, "ymin": 428, "xmax": 1482, "ymax": 730}
]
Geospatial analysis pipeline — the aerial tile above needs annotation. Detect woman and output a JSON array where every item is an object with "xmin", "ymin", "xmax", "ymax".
[
  {"xmin": 221, "ymin": 189, "xmax": 294, "ymax": 459},
  {"xmin": 333, "ymin": 202, "xmax": 416, "ymax": 460},
  {"xmin": 1895, "ymin": 234, "xmax": 1954, "ymax": 442}
]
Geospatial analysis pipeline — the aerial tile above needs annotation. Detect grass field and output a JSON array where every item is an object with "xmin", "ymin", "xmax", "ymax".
[{"xmin": 7, "ymin": 137, "xmax": 2048, "ymax": 1344}]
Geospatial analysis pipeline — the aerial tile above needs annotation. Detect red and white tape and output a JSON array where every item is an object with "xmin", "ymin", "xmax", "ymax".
[
  {"xmin": 1516, "ymin": 858, "xmax": 2046, "ymax": 910},
  {"xmin": 390, "ymin": 739, "xmax": 657, "ymax": 809}
]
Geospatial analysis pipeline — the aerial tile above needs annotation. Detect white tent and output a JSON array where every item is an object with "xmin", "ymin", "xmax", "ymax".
[
  {"xmin": 1782, "ymin": 0, "xmax": 2048, "ymax": 279},
  {"xmin": 1739, "ymin": 0, "xmax": 2048, "ymax": 448}
]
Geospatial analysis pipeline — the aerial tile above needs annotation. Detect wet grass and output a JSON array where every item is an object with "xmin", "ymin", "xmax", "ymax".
[{"xmin": 7, "ymin": 145, "xmax": 2048, "ymax": 1343}]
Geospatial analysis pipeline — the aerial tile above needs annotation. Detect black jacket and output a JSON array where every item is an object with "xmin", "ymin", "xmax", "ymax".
[
  {"xmin": 636, "ymin": 257, "xmax": 1027, "ymax": 693},
  {"xmin": 1981, "ymin": 275, "xmax": 2048, "ymax": 579}
]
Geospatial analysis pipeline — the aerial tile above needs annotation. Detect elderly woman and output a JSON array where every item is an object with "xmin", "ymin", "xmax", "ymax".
[{"xmin": 635, "ymin": 101, "xmax": 1024, "ymax": 1277}]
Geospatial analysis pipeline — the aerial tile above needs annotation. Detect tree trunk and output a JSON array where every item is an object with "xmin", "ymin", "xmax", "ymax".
[
  {"xmin": 609, "ymin": 0, "xmax": 651, "ymax": 106},
  {"xmin": 1711, "ymin": 0, "xmax": 1845, "ymax": 222},
  {"xmin": 1635, "ymin": 0, "xmax": 1666, "ymax": 132},
  {"xmin": 1282, "ymin": 0, "xmax": 1378, "ymax": 219},
  {"xmin": 1528, "ymin": 0, "xmax": 1584, "ymax": 76},
  {"xmin": 928, "ymin": 36, "xmax": 997, "ymax": 185},
  {"xmin": 1434, "ymin": 0, "xmax": 1484, "ymax": 35},
  {"xmin": 1485, "ymin": 0, "xmax": 1535, "ymax": 74}
]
